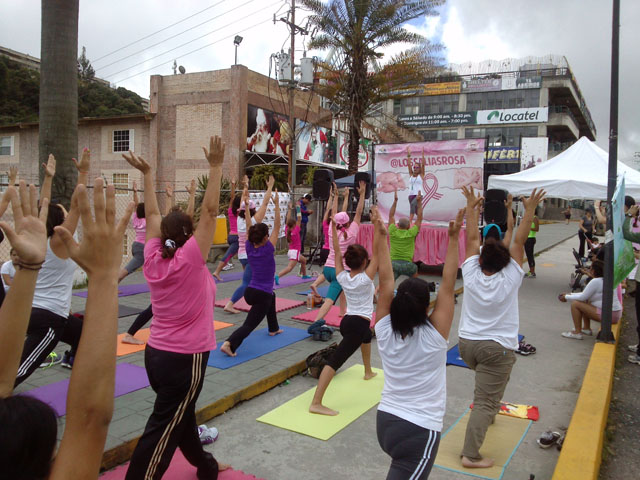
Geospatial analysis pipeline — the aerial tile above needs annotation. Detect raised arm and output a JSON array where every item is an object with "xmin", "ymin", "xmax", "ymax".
[
  {"xmin": 594, "ymin": 200, "xmax": 606, "ymax": 225},
  {"xmin": 511, "ymin": 189, "xmax": 546, "ymax": 262},
  {"xmin": 163, "ymin": 183, "xmax": 175, "ymax": 216},
  {"xmin": 462, "ymin": 186, "xmax": 482, "ymax": 260},
  {"xmin": 341, "ymin": 187, "xmax": 349, "ymax": 212},
  {"xmin": 365, "ymin": 207, "xmax": 381, "ymax": 280},
  {"xmin": 430, "ymin": 208, "xmax": 464, "ymax": 340},
  {"xmin": 132, "ymin": 180, "xmax": 139, "ymax": 206},
  {"xmin": 414, "ymin": 191, "xmax": 423, "ymax": 227},
  {"xmin": 374, "ymin": 212, "xmax": 392, "ymax": 323},
  {"xmin": 388, "ymin": 190, "xmax": 398, "ymax": 226},
  {"xmin": 353, "ymin": 180, "xmax": 366, "ymax": 225},
  {"xmin": 406, "ymin": 147, "xmax": 413, "ymax": 176},
  {"xmin": 331, "ymin": 217, "xmax": 345, "ymax": 276},
  {"xmin": 502, "ymin": 194, "xmax": 514, "ymax": 247},
  {"xmin": 194, "ymin": 136, "xmax": 225, "ymax": 260},
  {"xmin": 269, "ymin": 191, "xmax": 281, "ymax": 246},
  {"xmin": 50, "ymin": 179, "xmax": 134, "ymax": 480},
  {"xmin": 254, "ymin": 175, "xmax": 275, "ymax": 224},
  {"xmin": 0, "ymin": 167, "xmax": 18, "ymax": 218},
  {"xmin": 323, "ymin": 188, "xmax": 334, "ymax": 223},
  {"xmin": 229, "ymin": 177, "xmax": 236, "ymax": 208},
  {"xmin": 122, "ymin": 151, "xmax": 161, "ymax": 240},
  {"xmin": 186, "ymin": 179, "xmax": 196, "ymax": 219},
  {"xmin": 0, "ymin": 184, "xmax": 48, "ymax": 397},
  {"xmin": 40, "ymin": 154, "xmax": 56, "ymax": 204},
  {"xmin": 419, "ymin": 153, "xmax": 426, "ymax": 179}
]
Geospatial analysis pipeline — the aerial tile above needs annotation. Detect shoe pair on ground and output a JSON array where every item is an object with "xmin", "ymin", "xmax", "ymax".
[
  {"xmin": 561, "ymin": 330, "xmax": 592, "ymax": 340},
  {"xmin": 628, "ymin": 344, "xmax": 640, "ymax": 365}
]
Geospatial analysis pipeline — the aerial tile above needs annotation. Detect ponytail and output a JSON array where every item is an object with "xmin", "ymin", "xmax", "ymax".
[{"xmin": 337, "ymin": 223, "xmax": 348, "ymax": 240}]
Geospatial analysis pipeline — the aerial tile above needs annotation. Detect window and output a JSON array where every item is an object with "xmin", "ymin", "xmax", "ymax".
[
  {"xmin": 0, "ymin": 173, "xmax": 7, "ymax": 193},
  {"xmin": 466, "ymin": 93, "xmax": 483, "ymax": 111},
  {"xmin": 403, "ymin": 97, "xmax": 419, "ymax": 115},
  {"xmin": 122, "ymin": 235, "xmax": 129, "ymax": 256},
  {"xmin": 113, "ymin": 129, "xmax": 134, "ymax": 152},
  {"xmin": 421, "ymin": 129, "xmax": 458, "ymax": 141},
  {"xmin": 112, "ymin": 173, "xmax": 129, "ymax": 195},
  {"xmin": 465, "ymin": 128, "xmax": 486, "ymax": 139},
  {"xmin": 0, "ymin": 136, "xmax": 14, "ymax": 156},
  {"xmin": 441, "ymin": 129, "xmax": 458, "ymax": 140}
]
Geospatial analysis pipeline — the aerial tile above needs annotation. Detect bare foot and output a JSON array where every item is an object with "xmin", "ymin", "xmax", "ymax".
[
  {"xmin": 218, "ymin": 462, "xmax": 231, "ymax": 471},
  {"xmin": 364, "ymin": 371, "xmax": 378, "ymax": 380},
  {"xmin": 309, "ymin": 403, "xmax": 339, "ymax": 416},
  {"xmin": 269, "ymin": 329, "xmax": 284, "ymax": 336},
  {"xmin": 461, "ymin": 456, "xmax": 494, "ymax": 468},
  {"xmin": 212, "ymin": 272, "xmax": 222, "ymax": 282},
  {"xmin": 223, "ymin": 302, "xmax": 241, "ymax": 314},
  {"xmin": 220, "ymin": 341, "xmax": 236, "ymax": 357},
  {"xmin": 121, "ymin": 333, "xmax": 145, "ymax": 345},
  {"xmin": 310, "ymin": 284, "xmax": 319, "ymax": 297}
]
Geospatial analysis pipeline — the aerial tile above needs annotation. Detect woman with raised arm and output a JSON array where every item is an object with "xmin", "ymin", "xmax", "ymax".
[
  {"xmin": 0, "ymin": 178, "xmax": 136, "ymax": 480},
  {"xmin": 375, "ymin": 204, "xmax": 464, "ymax": 480},
  {"xmin": 123, "ymin": 136, "xmax": 229, "ymax": 479},
  {"xmin": 222, "ymin": 175, "xmax": 274, "ymax": 314},
  {"xmin": 221, "ymin": 191, "xmax": 282, "ymax": 357},
  {"xmin": 212, "ymin": 177, "xmax": 239, "ymax": 281},
  {"xmin": 275, "ymin": 200, "xmax": 309, "ymax": 283},
  {"xmin": 119, "ymin": 180, "xmax": 146, "ymax": 282},
  {"xmin": 457, "ymin": 186, "xmax": 545, "ymax": 469}
]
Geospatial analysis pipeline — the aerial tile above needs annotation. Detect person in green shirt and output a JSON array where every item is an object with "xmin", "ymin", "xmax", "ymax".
[
  {"xmin": 524, "ymin": 208, "xmax": 540, "ymax": 278},
  {"xmin": 388, "ymin": 189, "xmax": 423, "ymax": 280}
]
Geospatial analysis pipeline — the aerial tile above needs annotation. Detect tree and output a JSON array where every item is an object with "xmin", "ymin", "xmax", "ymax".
[
  {"xmin": 39, "ymin": 0, "xmax": 80, "ymax": 207},
  {"xmin": 78, "ymin": 46, "xmax": 95, "ymax": 80},
  {"xmin": 303, "ymin": 0, "xmax": 444, "ymax": 173},
  {"xmin": 249, "ymin": 165, "xmax": 288, "ymax": 192}
]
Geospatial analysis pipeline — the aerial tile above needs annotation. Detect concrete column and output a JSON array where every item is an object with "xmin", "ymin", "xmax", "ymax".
[{"xmin": 229, "ymin": 65, "xmax": 249, "ymax": 179}]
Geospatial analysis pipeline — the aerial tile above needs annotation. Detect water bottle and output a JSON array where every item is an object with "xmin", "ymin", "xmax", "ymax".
[{"xmin": 307, "ymin": 293, "xmax": 313, "ymax": 309}]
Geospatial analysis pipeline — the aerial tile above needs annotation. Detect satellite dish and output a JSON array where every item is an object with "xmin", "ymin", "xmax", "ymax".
[{"xmin": 179, "ymin": 65, "xmax": 186, "ymax": 74}]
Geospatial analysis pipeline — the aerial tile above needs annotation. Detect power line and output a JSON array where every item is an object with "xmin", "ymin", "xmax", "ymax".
[
  {"xmin": 103, "ymin": 3, "xmax": 279, "ymax": 80},
  {"xmin": 92, "ymin": 0, "xmax": 228, "ymax": 63},
  {"xmin": 96, "ymin": 0, "xmax": 259, "ymax": 71}
]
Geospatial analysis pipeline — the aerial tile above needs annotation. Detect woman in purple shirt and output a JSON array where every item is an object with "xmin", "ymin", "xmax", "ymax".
[{"xmin": 221, "ymin": 192, "xmax": 282, "ymax": 357}]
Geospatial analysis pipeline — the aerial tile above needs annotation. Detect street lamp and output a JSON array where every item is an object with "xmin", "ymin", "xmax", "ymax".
[{"xmin": 234, "ymin": 35, "xmax": 243, "ymax": 65}]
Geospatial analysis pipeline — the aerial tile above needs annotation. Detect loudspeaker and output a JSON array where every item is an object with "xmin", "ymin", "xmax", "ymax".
[
  {"xmin": 354, "ymin": 172, "xmax": 371, "ymax": 199},
  {"xmin": 312, "ymin": 168, "xmax": 334, "ymax": 200},
  {"xmin": 484, "ymin": 189, "xmax": 508, "ymax": 225}
]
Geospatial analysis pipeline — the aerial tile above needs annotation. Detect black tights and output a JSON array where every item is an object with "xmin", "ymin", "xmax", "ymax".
[
  {"xmin": 524, "ymin": 237, "xmax": 536, "ymax": 269},
  {"xmin": 128, "ymin": 304, "xmax": 153, "ymax": 336},
  {"xmin": 227, "ymin": 287, "xmax": 279, "ymax": 353},
  {"xmin": 327, "ymin": 315, "xmax": 372, "ymax": 371}
]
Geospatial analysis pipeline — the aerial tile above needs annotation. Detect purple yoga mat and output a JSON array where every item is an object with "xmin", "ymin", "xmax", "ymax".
[
  {"xmin": 214, "ymin": 271, "xmax": 244, "ymax": 283},
  {"xmin": 73, "ymin": 283, "xmax": 150, "ymax": 298},
  {"xmin": 273, "ymin": 275, "xmax": 314, "ymax": 289},
  {"xmin": 23, "ymin": 363, "xmax": 150, "ymax": 417}
]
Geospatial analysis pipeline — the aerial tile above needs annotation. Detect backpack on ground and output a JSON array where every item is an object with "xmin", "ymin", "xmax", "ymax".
[{"xmin": 305, "ymin": 342, "xmax": 338, "ymax": 379}]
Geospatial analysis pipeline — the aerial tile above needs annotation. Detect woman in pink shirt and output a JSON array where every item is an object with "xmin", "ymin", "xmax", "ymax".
[
  {"xmin": 275, "ymin": 202, "xmax": 309, "ymax": 283},
  {"xmin": 212, "ymin": 178, "xmax": 239, "ymax": 281},
  {"xmin": 118, "ymin": 181, "xmax": 146, "ymax": 282},
  {"xmin": 122, "ymin": 136, "xmax": 229, "ymax": 478}
]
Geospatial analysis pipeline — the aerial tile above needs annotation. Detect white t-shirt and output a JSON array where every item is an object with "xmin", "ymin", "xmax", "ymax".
[
  {"xmin": 409, "ymin": 175, "xmax": 423, "ymax": 195},
  {"xmin": 375, "ymin": 314, "xmax": 448, "ymax": 432},
  {"xmin": 337, "ymin": 270, "xmax": 375, "ymax": 321},
  {"xmin": 32, "ymin": 239, "xmax": 78, "ymax": 318},
  {"xmin": 565, "ymin": 277, "xmax": 622, "ymax": 311},
  {"xmin": 1, "ymin": 260, "xmax": 16, "ymax": 292},
  {"xmin": 237, "ymin": 215, "xmax": 255, "ymax": 260},
  {"xmin": 458, "ymin": 255, "xmax": 524, "ymax": 350}
]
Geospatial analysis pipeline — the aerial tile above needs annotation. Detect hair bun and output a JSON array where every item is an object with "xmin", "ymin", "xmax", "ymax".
[{"xmin": 164, "ymin": 239, "xmax": 176, "ymax": 249}]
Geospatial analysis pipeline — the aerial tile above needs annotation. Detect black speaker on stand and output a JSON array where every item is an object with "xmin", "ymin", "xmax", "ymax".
[
  {"xmin": 353, "ymin": 172, "xmax": 372, "ymax": 199},
  {"xmin": 312, "ymin": 169, "xmax": 334, "ymax": 200},
  {"xmin": 483, "ymin": 189, "xmax": 508, "ymax": 237}
]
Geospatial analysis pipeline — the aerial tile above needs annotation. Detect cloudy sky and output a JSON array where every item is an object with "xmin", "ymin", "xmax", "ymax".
[{"xmin": 1, "ymin": 0, "xmax": 638, "ymax": 163}]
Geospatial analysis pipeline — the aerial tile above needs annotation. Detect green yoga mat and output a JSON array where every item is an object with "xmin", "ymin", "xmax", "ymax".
[{"xmin": 257, "ymin": 364, "xmax": 384, "ymax": 441}]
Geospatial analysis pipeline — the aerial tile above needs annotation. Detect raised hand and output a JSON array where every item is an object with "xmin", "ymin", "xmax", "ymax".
[
  {"xmin": 0, "ymin": 182, "xmax": 49, "ymax": 265},
  {"xmin": 342, "ymin": 186, "xmax": 349, "ymax": 198},
  {"xmin": 266, "ymin": 175, "xmax": 275, "ymax": 190},
  {"xmin": 522, "ymin": 188, "xmax": 546, "ymax": 211},
  {"xmin": 371, "ymin": 206, "xmax": 388, "ymax": 236},
  {"xmin": 165, "ymin": 183, "xmax": 173, "ymax": 198},
  {"xmin": 449, "ymin": 208, "xmax": 465, "ymax": 238},
  {"xmin": 132, "ymin": 181, "xmax": 138, "ymax": 194},
  {"xmin": 393, "ymin": 189, "xmax": 398, "ymax": 202},
  {"xmin": 8, "ymin": 166, "xmax": 18, "ymax": 186},
  {"xmin": 122, "ymin": 151, "xmax": 151, "ymax": 173},
  {"xmin": 187, "ymin": 179, "xmax": 196, "ymax": 196},
  {"xmin": 73, "ymin": 148, "xmax": 91, "ymax": 173},
  {"xmin": 505, "ymin": 193, "xmax": 513, "ymax": 210},
  {"xmin": 54, "ymin": 178, "xmax": 134, "ymax": 277},
  {"xmin": 202, "ymin": 135, "xmax": 225, "ymax": 167},
  {"xmin": 357, "ymin": 180, "xmax": 366, "ymax": 197},
  {"xmin": 243, "ymin": 175, "xmax": 249, "ymax": 188},
  {"xmin": 43, "ymin": 154, "xmax": 56, "ymax": 178},
  {"xmin": 461, "ymin": 185, "xmax": 483, "ymax": 209}
]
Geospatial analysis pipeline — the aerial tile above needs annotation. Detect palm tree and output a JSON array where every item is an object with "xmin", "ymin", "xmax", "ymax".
[
  {"xmin": 39, "ymin": 0, "xmax": 80, "ymax": 207},
  {"xmin": 302, "ymin": 0, "xmax": 444, "ymax": 173}
]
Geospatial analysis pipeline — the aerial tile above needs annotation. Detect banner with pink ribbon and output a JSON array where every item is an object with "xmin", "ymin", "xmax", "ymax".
[{"xmin": 375, "ymin": 139, "xmax": 485, "ymax": 223}]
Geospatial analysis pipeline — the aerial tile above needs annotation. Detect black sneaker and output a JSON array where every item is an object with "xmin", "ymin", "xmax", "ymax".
[
  {"xmin": 61, "ymin": 350, "xmax": 75, "ymax": 369},
  {"xmin": 537, "ymin": 431, "xmax": 561, "ymax": 448}
]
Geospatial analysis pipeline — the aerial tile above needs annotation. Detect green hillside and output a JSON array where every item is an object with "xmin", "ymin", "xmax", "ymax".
[{"xmin": 0, "ymin": 55, "xmax": 145, "ymax": 126}]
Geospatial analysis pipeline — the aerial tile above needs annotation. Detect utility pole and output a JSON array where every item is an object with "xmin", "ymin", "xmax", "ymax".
[{"xmin": 289, "ymin": 0, "xmax": 296, "ymax": 187}]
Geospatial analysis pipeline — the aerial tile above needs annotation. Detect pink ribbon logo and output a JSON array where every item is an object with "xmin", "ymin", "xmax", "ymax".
[{"xmin": 422, "ymin": 173, "xmax": 442, "ymax": 208}]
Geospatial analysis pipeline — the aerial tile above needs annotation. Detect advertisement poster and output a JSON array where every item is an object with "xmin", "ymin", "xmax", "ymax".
[
  {"xmin": 375, "ymin": 139, "xmax": 485, "ymax": 223},
  {"xmin": 423, "ymin": 81, "xmax": 461, "ymax": 96},
  {"xmin": 520, "ymin": 137, "xmax": 549, "ymax": 170},
  {"xmin": 477, "ymin": 107, "xmax": 548, "ymax": 125},
  {"xmin": 398, "ymin": 112, "xmax": 475, "ymax": 128},
  {"xmin": 246, "ymin": 105, "xmax": 291, "ymax": 156},
  {"xmin": 613, "ymin": 176, "xmax": 636, "ymax": 286},
  {"xmin": 337, "ymin": 132, "xmax": 370, "ymax": 171},
  {"xmin": 248, "ymin": 191, "xmax": 290, "ymax": 238},
  {"xmin": 296, "ymin": 120, "xmax": 332, "ymax": 164},
  {"xmin": 486, "ymin": 146, "xmax": 520, "ymax": 162},
  {"xmin": 461, "ymin": 78, "xmax": 501, "ymax": 92}
]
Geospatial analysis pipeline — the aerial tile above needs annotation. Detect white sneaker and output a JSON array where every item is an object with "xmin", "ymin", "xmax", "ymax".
[
  {"xmin": 628, "ymin": 354, "xmax": 640, "ymax": 365},
  {"xmin": 582, "ymin": 329, "xmax": 593, "ymax": 336},
  {"xmin": 629, "ymin": 344, "xmax": 638, "ymax": 353},
  {"xmin": 222, "ymin": 263, "xmax": 234, "ymax": 271},
  {"xmin": 562, "ymin": 331, "xmax": 583, "ymax": 340}
]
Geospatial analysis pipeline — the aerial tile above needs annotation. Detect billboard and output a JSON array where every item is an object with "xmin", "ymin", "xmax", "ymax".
[
  {"xmin": 337, "ymin": 133, "xmax": 370, "ymax": 171},
  {"xmin": 477, "ymin": 107, "xmax": 548, "ymax": 125},
  {"xmin": 423, "ymin": 81, "xmax": 461, "ymax": 96},
  {"xmin": 461, "ymin": 78, "xmax": 501, "ymax": 92},
  {"xmin": 520, "ymin": 137, "xmax": 548, "ymax": 170},
  {"xmin": 296, "ymin": 120, "xmax": 332, "ymax": 164},
  {"xmin": 485, "ymin": 146, "xmax": 520, "ymax": 162},
  {"xmin": 398, "ymin": 112, "xmax": 475, "ymax": 128},
  {"xmin": 247, "ymin": 105, "xmax": 291, "ymax": 155},
  {"xmin": 375, "ymin": 139, "xmax": 485, "ymax": 223},
  {"xmin": 502, "ymin": 75, "xmax": 542, "ymax": 90}
]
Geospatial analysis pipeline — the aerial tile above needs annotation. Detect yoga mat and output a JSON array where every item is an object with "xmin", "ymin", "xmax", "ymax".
[
  {"xmin": 296, "ymin": 285, "xmax": 330, "ymax": 298},
  {"xmin": 470, "ymin": 402, "xmax": 540, "ymax": 421},
  {"xmin": 117, "ymin": 321, "xmax": 233, "ymax": 356},
  {"xmin": 73, "ymin": 283, "xmax": 150, "ymax": 298},
  {"xmin": 447, "ymin": 335, "xmax": 524, "ymax": 369},
  {"xmin": 214, "ymin": 271, "xmax": 245, "ymax": 283},
  {"xmin": 207, "ymin": 326, "xmax": 310, "ymax": 369},
  {"xmin": 100, "ymin": 449, "xmax": 266, "ymax": 480},
  {"xmin": 76, "ymin": 304, "xmax": 144, "ymax": 318},
  {"xmin": 291, "ymin": 305, "xmax": 375, "ymax": 328},
  {"xmin": 434, "ymin": 409, "xmax": 532, "ymax": 480},
  {"xmin": 214, "ymin": 297, "xmax": 304, "ymax": 313},
  {"xmin": 257, "ymin": 364, "xmax": 384, "ymax": 441},
  {"xmin": 273, "ymin": 275, "xmax": 314, "ymax": 289},
  {"xmin": 24, "ymin": 363, "xmax": 150, "ymax": 417}
]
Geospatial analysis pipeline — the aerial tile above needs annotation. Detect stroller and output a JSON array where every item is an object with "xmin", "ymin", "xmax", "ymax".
[{"xmin": 569, "ymin": 248, "xmax": 589, "ymax": 292}]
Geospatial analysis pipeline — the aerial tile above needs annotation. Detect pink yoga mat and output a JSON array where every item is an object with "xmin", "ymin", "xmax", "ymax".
[
  {"xmin": 24, "ymin": 363, "xmax": 150, "ymax": 417},
  {"xmin": 215, "ymin": 297, "xmax": 304, "ymax": 313},
  {"xmin": 292, "ymin": 305, "xmax": 375, "ymax": 327},
  {"xmin": 100, "ymin": 449, "xmax": 266, "ymax": 480}
]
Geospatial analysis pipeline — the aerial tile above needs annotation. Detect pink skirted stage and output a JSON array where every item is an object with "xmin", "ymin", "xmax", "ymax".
[{"xmin": 356, "ymin": 223, "xmax": 466, "ymax": 266}]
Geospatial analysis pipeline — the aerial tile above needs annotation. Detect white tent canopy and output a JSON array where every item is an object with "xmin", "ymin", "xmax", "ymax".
[{"xmin": 487, "ymin": 137, "xmax": 640, "ymax": 200}]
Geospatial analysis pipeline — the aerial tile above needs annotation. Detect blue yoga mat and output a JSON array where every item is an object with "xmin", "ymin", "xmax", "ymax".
[
  {"xmin": 296, "ymin": 285, "xmax": 330, "ymax": 297},
  {"xmin": 447, "ymin": 335, "xmax": 524, "ymax": 368},
  {"xmin": 207, "ymin": 326, "xmax": 310, "ymax": 369}
]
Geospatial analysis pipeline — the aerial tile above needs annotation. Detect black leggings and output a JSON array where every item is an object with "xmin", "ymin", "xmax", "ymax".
[
  {"xmin": 326, "ymin": 315, "xmax": 372, "ymax": 371},
  {"xmin": 524, "ymin": 237, "xmax": 536, "ymax": 269},
  {"xmin": 634, "ymin": 289, "xmax": 640, "ymax": 345},
  {"xmin": 227, "ymin": 287, "xmax": 280, "ymax": 353},
  {"xmin": 578, "ymin": 230, "xmax": 593, "ymax": 258},
  {"xmin": 377, "ymin": 410, "xmax": 441, "ymax": 480},
  {"xmin": 128, "ymin": 304, "xmax": 153, "ymax": 336}
]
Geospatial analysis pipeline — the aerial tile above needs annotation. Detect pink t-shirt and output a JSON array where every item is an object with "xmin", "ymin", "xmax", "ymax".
[
  {"xmin": 287, "ymin": 224, "xmax": 302, "ymax": 251},
  {"xmin": 228, "ymin": 207, "xmax": 238, "ymax": 235},
  {"xmin": 325, "ymin": 222, "xmax": 360, "ymax": 269},
  {"xmin": 322, "ymin": 220, "xmax": 330, "ymax": 249},
  {"xmin": 144, "ymin": 236, "xmax": 216, "ymax": 354},
  {"xmin": 132, "ymin": 213, "xmax": 146, "ymax": 244}
]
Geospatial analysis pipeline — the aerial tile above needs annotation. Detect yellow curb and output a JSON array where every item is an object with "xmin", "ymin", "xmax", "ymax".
[{"xmin": 552, "ymin": 322, "xmax": 620, "ymax": 480}]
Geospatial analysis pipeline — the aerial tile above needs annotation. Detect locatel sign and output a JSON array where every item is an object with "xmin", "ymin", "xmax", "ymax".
[{"xmin": 477, "ymin": 107, "xmax": 548, "ymax": 125}]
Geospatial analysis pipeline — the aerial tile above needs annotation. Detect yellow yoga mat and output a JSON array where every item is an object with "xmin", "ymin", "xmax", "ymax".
[
  {"xmin": 434, "ymin": 409, "xmax": 532, "ymax": 480},
  {"xmin": 257, "ymin": 364, "xmax": 384, "ymax": 441}
]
